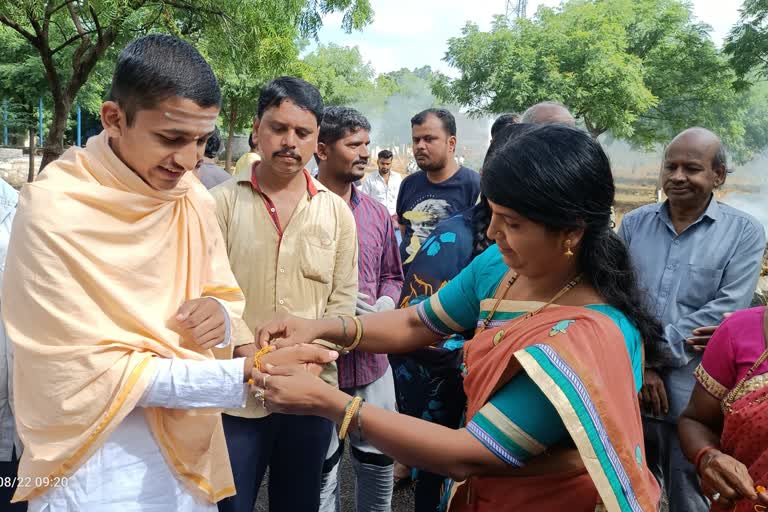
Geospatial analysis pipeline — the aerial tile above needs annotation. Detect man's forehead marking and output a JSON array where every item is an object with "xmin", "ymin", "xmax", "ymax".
[
  {"xmin": 162, "ymin": 108, "xmax": 217, "ymax": 139},
  {"xmin": 163, "ymin": 108, "xmax": 217, "ymax": 122}
]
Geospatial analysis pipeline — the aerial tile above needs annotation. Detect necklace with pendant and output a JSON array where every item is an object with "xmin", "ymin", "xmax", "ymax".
[{"xmin": 463, "ymin": 273, "xmax": 582, "ymax": 375}]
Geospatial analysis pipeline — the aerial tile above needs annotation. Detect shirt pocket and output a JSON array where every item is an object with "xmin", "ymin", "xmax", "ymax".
[
  {"xmin": 300, "ymin": 234, "xmax": 337, "ymax": 284},
  {"xmin": 678, "ymin": 264, "xmax": 724, "ymax": 309}
]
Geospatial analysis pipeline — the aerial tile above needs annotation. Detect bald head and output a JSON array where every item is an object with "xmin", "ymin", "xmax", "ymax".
[
  {"xmin": 662, "ymin": 127, "xmax": 727, "ymax": 207},
  {"xmin": 521, "ymin": 102, "xmax": 576, "ymax": 127},
  {"xmin": 667, "ymin": 127, "xmax": 726, "ymax": 170}
]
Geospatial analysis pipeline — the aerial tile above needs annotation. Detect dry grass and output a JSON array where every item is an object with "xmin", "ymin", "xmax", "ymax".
[{"xmin": 614, "ymin": 183, "xmax": 657, "ymax": 226}]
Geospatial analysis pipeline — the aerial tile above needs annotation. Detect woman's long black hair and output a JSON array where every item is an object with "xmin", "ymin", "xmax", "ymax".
[
  {"xmin": 482, "ymin": 124, "xmax": 663, "ymax": 351},
  {"xmin": 470, "ymin": 123, "xmax": 536, "ymax": 258}
]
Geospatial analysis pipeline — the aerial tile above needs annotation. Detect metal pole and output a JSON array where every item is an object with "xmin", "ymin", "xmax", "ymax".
[
  {"xmin": 38, "ymin": 96, "xmax": 43, "ymax": 146},
  {"xmin": 77, "ymin": 103, "xmax": 82, "ymax": 146},
  {"xmin": 2, "ymin": 99, "xmax": 7, "ymax": 146}
]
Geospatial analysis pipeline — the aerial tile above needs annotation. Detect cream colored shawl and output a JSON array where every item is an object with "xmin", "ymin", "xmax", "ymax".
[{"xmin": 3, "ymin": 131, "xmax": 247, "ymax": 503}]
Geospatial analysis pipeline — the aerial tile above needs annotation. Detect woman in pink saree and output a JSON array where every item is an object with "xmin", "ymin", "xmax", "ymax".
[{"xmin": 679, "ymin": 306, "xmax": 768, "ymax": 511}]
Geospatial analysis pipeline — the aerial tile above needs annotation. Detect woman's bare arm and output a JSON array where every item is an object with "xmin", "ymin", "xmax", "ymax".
[
  {"xmin": 256, "ymin": 306, "xmax": 444, "ymax": 354},
  {"xmin": 678, "ymin": 383, "xmax": 723, "ymax": 462}
]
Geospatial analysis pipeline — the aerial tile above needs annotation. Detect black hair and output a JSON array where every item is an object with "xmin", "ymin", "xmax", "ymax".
[
  {"xmin": 318, "ymin": 106, "xmax": 371, "ymax": 146},
  {"xmin": 204, "ymin": 126, "xmax": 221, "ymax": 159},
  {"xmin": 378, "ymin": 149, "xmax": 393, "ymax": 160},
  {"xmin": 108, "ymin": 34, "xmax": 221, "ymax": 125},
  {"xmin": 472, "ymin": 123, "xmax": 536, "ymax": 258},
  {"xmin": 247, "ymin": 131, "xmax": 256, "ymax": 150},
  {"xmin": 482, "ymin": 124, "xmax": 663, "ymax": 353},
  {"xmin": 257, "ymin": 76, "xmax": 324, "ymax": 125},
  {"xmin": 490, "ymin": 113, "xmax": 520, "ymax": 138},
  {"xmin": 411, "ymin": 108, "xmax": 457, "ymax": 137}
]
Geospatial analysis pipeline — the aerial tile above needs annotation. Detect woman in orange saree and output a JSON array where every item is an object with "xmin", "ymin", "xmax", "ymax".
[
  {"xmin": 251, "ymin": 125, "xmax": 661, "ymax": 511},
  {"xmin": 446, "ymin": 301, "xmax": 660, "ymax": 511}
]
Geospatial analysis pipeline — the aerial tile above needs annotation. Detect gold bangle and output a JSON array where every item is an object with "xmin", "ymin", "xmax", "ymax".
[
  {"xmin": 338, "ymin": 315, "xmax": 357, "ymax": 353},
  {"xmin": 338, "ymin": 396, "xmax": 363, "ymax": 440},
  {"xmin": 345, "ymin": 316, "xmax": 364, "ymax": 353}
]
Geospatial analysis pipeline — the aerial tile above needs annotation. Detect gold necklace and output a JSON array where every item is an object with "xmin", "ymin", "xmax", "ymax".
[{"xmin": 464, "ymin": 273, "xmax": 583, "ymax": 373}]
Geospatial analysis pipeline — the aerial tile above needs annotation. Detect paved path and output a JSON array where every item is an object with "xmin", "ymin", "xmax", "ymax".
[{"xmin": 254, "ymin": 450, "xmax": 414, "ymax": 511}]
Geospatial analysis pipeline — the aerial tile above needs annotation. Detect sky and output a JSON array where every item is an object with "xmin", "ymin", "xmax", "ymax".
[{"xmin": 312, "ymin": 0, "xmax": 745, "ymax": 76}]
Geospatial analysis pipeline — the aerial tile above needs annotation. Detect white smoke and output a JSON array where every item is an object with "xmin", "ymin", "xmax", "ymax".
[{"xmin": 721, "ymin": 191, "xmax": 768, "ymax": 237}]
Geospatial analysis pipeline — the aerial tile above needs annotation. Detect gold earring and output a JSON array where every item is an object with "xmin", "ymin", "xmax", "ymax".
[{"xmin": 564, "ymin": 240, "xmax": 574, "ymax": 257}]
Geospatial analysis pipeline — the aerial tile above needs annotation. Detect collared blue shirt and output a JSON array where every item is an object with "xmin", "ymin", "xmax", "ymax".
[{"xmin": 619, "ymin": 197, "xmax": 765, "ymax": 369}]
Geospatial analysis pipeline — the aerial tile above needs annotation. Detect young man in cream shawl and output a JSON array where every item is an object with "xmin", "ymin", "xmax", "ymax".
[{"xmin": 2, "ymin": 35, "xmax": 336, "ymax": 512}]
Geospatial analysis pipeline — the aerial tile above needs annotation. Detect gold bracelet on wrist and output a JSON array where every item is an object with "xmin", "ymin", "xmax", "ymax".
[
  {"xmin": 339, "ymin": 396, "xmax": 363, "ymax": 440},
  {"xmin": 344, "ymin": 316, "xmax": 364, "ymax": 353}
]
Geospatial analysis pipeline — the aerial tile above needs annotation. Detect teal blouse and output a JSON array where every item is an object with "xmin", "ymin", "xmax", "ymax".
[{"xmin": 415, "ymin": 244, "xmax": 644, "ymax": 466}]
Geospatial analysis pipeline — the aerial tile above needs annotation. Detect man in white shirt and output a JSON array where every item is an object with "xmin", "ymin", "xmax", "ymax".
[{"xmin": 361, "ymin": 149, "xmax": 402, "ymax": 220}]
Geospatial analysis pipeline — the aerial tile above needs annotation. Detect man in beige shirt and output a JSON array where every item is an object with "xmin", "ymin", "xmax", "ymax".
[
  {"xmin": 212, "ymin": 77, "xmax": 358, "ymax": 512},
  {"xmin": 232, "ymin": 130, "xmax": 260, "ymax": 175}
]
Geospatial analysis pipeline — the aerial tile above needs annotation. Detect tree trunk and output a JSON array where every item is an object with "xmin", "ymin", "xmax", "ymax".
[
  {"xmin": 28, "ymin": 126, "xmax": 36, "ymax": 183},
  {"xmin": 39, "ymin": 97, "xmax": 72, "ymax": 171},
  {"xmin": 225, "ymin": 100, "xmax": 238, "ymax": 172},
  {"xmin": 583, "ymin": 117, "xmax": 605, "ymax": 140},
  {"xmin": 588, "ymin": 126, "xmax": 606, "ymax": 140}
]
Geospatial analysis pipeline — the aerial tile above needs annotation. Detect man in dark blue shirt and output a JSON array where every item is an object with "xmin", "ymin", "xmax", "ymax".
[{"xmin": 396, "ymin": 108, "xmax": 480, "ymax": 268}]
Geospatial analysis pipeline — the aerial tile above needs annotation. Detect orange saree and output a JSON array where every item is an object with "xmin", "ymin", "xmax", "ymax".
[{"xmin": 452, "ymin": 306, "xmax": 659, "ymax": 511}]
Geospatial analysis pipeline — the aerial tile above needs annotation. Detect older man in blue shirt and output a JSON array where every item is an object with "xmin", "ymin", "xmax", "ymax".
[{"xmin": 619, "ymin": 127, "xmax": 765, "ymax": 511}]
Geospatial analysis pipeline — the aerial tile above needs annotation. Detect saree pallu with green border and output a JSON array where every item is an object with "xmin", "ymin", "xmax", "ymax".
[{"xmin": 452, "ymin": 306, "xmax": 659, "ymax": 511}]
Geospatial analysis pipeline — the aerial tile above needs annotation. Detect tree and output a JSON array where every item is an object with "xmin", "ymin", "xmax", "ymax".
[
  {"xmin": 302, "ymin": 43, "xmax": 375, "ymax": 106},
  {"xmin": 436, "ymin": 0, "xmax": 761, "ymax": 157},
  {"xmin": 0, "ymin": 0, "xmax": 373, "ymax": 170},
  {"xmin": 725, "ymin": 0, "xmax": 768, "ymax": 82},
  {"xmin": 435, "ymin": 7, "xmax": 656, "ymax": 139},
  {"xmin": 0, "ymin": 25, "xmax": 114, "ymax": 180},
  {"xmin": 199, "ymin": 4, "xmax": 373, "ymax": 169},
  {"xmin": 0, "ymin": 27, "xmax": 46, "ymax": 181}
]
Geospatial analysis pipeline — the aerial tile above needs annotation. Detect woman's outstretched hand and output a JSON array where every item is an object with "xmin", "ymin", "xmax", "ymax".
[
  {"xmin": 256, "ymin": 314, "xmax": 325, "ymax": 349},
  {"xmin": 250, "ymin": 363, "xmax": 342, "ymax": 417},
  {"xmin": 251, "ymin": 344, "xmax": 338, "ymax": 381}
]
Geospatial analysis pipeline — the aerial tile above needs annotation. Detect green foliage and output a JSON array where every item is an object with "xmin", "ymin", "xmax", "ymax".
[
  {"xmin": 302, "ymin": 43, "xmax": 375, "ymax": 106},
  {"xmin": 194, "ymin": 1, "xmax": 373, "ymax": 164},
  {"xmin": 437, "ymin": 0, "xmax": 764, "ymax": 160},
  {"xmin": 0, "ymin": 0, "xmax": 373, "ymax": 166},
  {"xmin": 0, "ymin": 27, "xmax": 47, "ymax": 130},
  {"xmin": 726, "ymin": 0, "xmax": 768, "ymax": 83}
]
